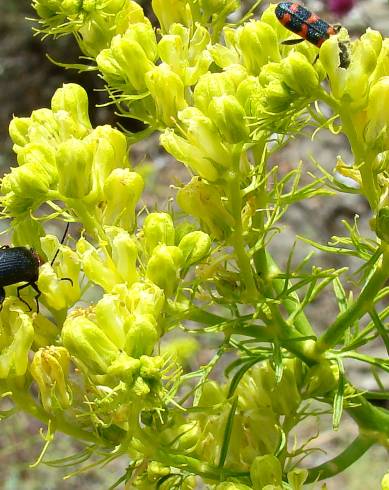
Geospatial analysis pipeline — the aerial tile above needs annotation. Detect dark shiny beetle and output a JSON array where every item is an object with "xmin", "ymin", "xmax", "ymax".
[
  {"xmin": 0, "ymin": 223, "xmax": 72, "ymax": 312},
  {"xmin": 0, "ymin": 246, "xmax": 43, "ymax": 312}
]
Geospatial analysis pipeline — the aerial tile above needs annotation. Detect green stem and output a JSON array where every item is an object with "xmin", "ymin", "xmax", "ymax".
[
  {"xmin": 316, "ymin": 246, "xmax": 389, "ymax": 354},
  {"xmin": 346, "ymin": 393, "xmax": 389, "ymax": 435},
  {"xmin": 319, "ymin": 90, "xmax": 378, "ymax": 209},
  {"xmin": 305, "ymin": 434, "xmax": 374, "ymax": 483},
  {"xmin": 338, "ymin": 107, "xmax": 378, "ymax": 210},
  {"xmin": 66, "ymin": 199, "xmax": 105, "ymax": 241},
  {"xmin": 154, "ymin": 449, "xmax": 250, "ymax": 483},
  {"xmin": 265, "ymin": 252, "xmax": 315, "ymax": 337},
  {"xmin": 226, "ymin": 154, "xmax": 258, "ymax": 300}
]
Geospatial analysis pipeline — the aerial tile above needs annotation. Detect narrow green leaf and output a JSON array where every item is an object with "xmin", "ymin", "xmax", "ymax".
[
  {"xmin": 332, "ymin": 358, "xmax": 345, "ymax": 431},
  {"xmin": 218, "ymin": 396, "xmax": 238, "ymax": 469}
]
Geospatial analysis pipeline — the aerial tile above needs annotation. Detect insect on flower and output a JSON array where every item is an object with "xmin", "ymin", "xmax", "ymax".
[
  {"xmin": 0, "ymin": 223, "xmax": 73, "ymax": 312},
  {"xmin": 275, "ymin": 1, "xmax": 350, "ymax": 68}
]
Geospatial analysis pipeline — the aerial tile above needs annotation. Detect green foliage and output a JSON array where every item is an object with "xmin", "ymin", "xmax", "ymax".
[{"xmin": 1, "ymin": 0, "xmax": 389, "ymax": 488}]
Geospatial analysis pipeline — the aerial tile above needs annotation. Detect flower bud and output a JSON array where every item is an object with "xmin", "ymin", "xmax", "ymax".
[
  {"xmin": 287, "ymin": 468, "xmax": 308, "ymax": 490},
  {"xmin": 176, "ymin": 177, "xmax": 234, "ymax": 240},
  {"xmin": 85, "ymin": 125, "xmax": 130, "ymax": 204},
  {"xmin": 0, "ymin": 310, "xmax": 34, "ymax": 378},
  {"xmin": 139, "ymin": 354, "xmax": 164, "ymax": 380},
  {"xmin": 365, "ymin": 77, "xmax": 389, "ymax": 152},
  {"xmin": 30, "ymin": 346, "xmax": 71, "ymax": 412},
  {"xmin": 178, "ymin": 230, "xmax": 211, "ymax": 267},
  {"xmin": 250, "ymin": 455, "xmax": 282, "ymax": 490},
  {"xmin": 208, "ymin": 43, "xmax": 240, "ymax": 69},
  {"xmin": 123, "ymin": 22, "xmax": 158, "ymax": 64},
  {"xmin": 9, "ymin": 117, "xmax": 30, "ymax": 151},
  {"xmin": 178, "ymin": 107, "xmax": 233, "ymax": 168},
  {"xmin": 193, "ymin": 69, "xmax": 245, "ymax": 115},
  {"xmin": 143, "ymin": 212, "xmax": 175, "ymax": 254},
  {"xmin": 37, "ymin": 239, "xmax": 81, "ymax": 311},
  {"xmin": 282, "ymin": 51, "xmax": 320, "ymax": 97},
  {"xmin": 208, "ymin": 95, "xmax": 249, "ymax": 143},
  {"xmin": 238, "ymin": 21, "xmax": 280, "ymax": 75},
  {"xmin": 303, "ymin": 360, "xmax": 339, "ymax": 396},
  {"xmin": 95, "ymin": 294, "xmax": 129, "ymax": 349},
  {"xmin": 146, "ymin": 245, "xmax": 183, "ymax": 295},
  {"xmin": 29, "ymin": 108, "xmax": 60, "ymax": 146},
  {"xmin": 319, "ymin": 37, "xmax": 347, "ymax": 99},
  {"xmin": 147, "ymin": 461, "xmax": 170, "ymax": 482},
  {"xmin": 174, "ymin": 221, "xmax": 197, "ymax": 244},
  {"xmin": 103, "ymin": 168, "xmax": 144, "ymax": 231},
  {"xmin": 105, "ymin": 226, "xmax": 139, "ymax": 285},
  {"xmin": 97, "ymin": 35, "xmax": 155, "ymax": 92},
  {"xmin": 16, "ymin": 142, "xmax": 57, "ymax": 174},
  {"xmin": 57, "ymin": 138, "xmax": 94, "ymax": 198},
  {"xmin": 158, "ymin": 27, "xmax": 212, "ymax": 86},
  {"xmin": 2, "ymin": 161, "xmax": 52, "ymax": 199},
  {"xmin": 77, "ymin": 238, "xmax": 123, "ymax": 292},
  {"xmin": 124, "ymin": 280, "xmax": 165, "ymax": 319},
  {"xmin": 32, "ymin": 314, "xmax": 58, "ymax": 348},
  {"xmin": 107, "ymin": 351, "xmax": 140, "ymax": 382},
  {"xmin": 133, "ymin": 375, "xmax": 151, "ymax": 397},
  {"xmin": 236, "ymin": 76, "xmax": 262, "ymax": 115},
  {"xmin": 152, "ymin": 0, "xmax": 192, "ymax": 32},
  {"xmin": 261, "ymin": 80, "xmax": 292, "ymax": 114},
  {"xmin": 374, "ymin": 207, "xmax": 389, "ymax": 242},
  {"xmin": 62, "ymin": 313, "xmax": 120, "ymax": 375},
  {"xmin": 111, "ymin": 33, "xmax": 156, "ymax": 91},
  {"xmin": 198, "ymin": 380, "xmax": 225, "ymax": 406},
  {"xmin": 124, "ymin": 313, "xmax": 159, "ymax": 358},
  {"xmin": 160, "ymin": 129, "xmax": 219, "ymax": 181},
  {"xmin": 371, "ymin": 38, "xmax": 389, "ymax": 82},
  {"xmin": 145, "ymin": 63, "xmax": 187, "ymax": 126},
  {"xmin": 10, "ymin": 216, "xmax": 45, "ymax": 251},
  {"xmin": 51, "ymin": 83, "xmax": 91, "ymax": 132}
]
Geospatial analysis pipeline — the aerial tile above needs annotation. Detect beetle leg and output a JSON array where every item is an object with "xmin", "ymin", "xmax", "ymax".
[
  {"xmin": 281, "ymin": 38, "xmax": 305, "ymax": 45},
  {"xmin": 29, "ymin": 282, "xmax": 42, "ymax": 313},
  {"xmin": 0, "ymin": 245, "xmax": 10, "ymax": 249},
  {"xmin": 60, "ymin": 277, "xmax": 74, "ymax": 286},
  {"xmin": 16, "ymin": 283, "xmax": 34, "ymax": 312},
  {"xmin": 0, "ymin": 287, "xmax": 5, "ymax": 311}
]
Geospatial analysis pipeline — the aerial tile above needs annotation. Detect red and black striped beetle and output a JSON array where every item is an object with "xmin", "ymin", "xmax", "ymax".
[{"xmin": 275, "ymin": 2, "xmax": 350, "ymax": 68}]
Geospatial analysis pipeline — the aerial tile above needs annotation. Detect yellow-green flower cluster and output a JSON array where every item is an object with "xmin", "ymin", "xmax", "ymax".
[
  {"xmin": 32, "ymin": 0, "xmax": 147, "ymax": 56},
  {"xmin": 320, "ymin": 30, "xmax": 389, "ymax": 151},
  {"xmin": 5, "ymin": 83, "xmax": 143, "ymax": 239},
  {"xmin": 128, "ymin": 358, "xmax": 311, "ymax": 488}
]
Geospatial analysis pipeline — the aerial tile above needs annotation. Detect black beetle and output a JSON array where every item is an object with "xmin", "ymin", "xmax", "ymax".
[
  {"xmin": 0, "ymin": 223, "xmax": 72, "ymax": 312},
  {"xmin": 0, "ymin": 246, "xmax": 43, "ymax": 311}
]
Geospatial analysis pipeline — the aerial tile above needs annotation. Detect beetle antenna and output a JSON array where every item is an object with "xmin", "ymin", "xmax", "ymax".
[{"xmin": 50, "ymin": 222, "xmax": 70, "ymax": 267}]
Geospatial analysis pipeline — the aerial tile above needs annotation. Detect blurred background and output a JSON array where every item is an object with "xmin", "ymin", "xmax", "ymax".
[{"xmin": 0, "ymin": 1, "xmax": 388, "ymax": 488}]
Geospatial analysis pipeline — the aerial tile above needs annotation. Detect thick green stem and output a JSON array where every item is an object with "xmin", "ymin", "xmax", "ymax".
[
  {"xmin": 316, "ymin": 246, "xmax": 389, "ymax": 354},
  {"xmin": 346, "ymin": 393, "xmax": 389, "ymax": 436},
  {"xmin": 306, "ymin": 434, "xmax": 374, "ymax": 483}
]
